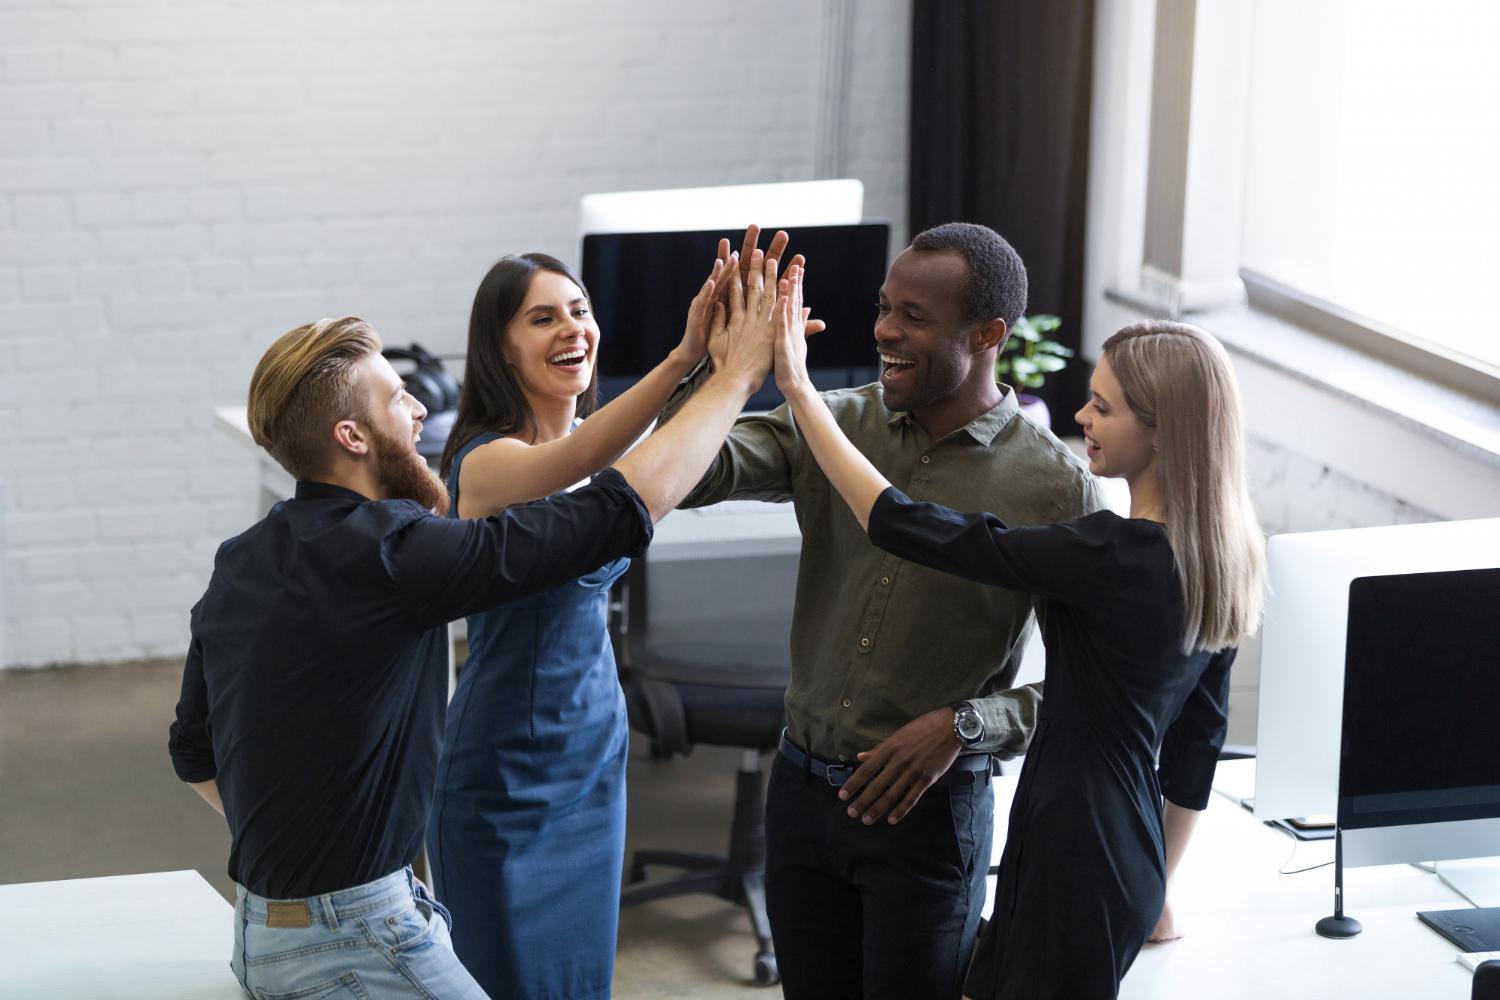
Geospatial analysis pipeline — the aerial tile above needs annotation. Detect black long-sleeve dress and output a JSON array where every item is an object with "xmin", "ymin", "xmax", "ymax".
[{"xmin": 866, "ymin": 488, "xmax": 1234, "ymax": 1000}]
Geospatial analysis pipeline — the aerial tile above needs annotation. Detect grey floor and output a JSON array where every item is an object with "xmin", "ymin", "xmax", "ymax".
[{"xmin": 0, "ymin": 659, "xmax": 782, "ymax": 999}]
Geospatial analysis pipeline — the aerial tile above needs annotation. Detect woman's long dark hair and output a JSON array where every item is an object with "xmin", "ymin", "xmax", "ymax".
[{"xmin": 440, "ymin": 253, "xmax": 599, "ymax": 479}]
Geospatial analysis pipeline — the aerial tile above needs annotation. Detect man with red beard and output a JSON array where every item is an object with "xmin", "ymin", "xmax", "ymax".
[{"xmin": 170, "ymin": 299, "xmax": 781, "ymax": 998}]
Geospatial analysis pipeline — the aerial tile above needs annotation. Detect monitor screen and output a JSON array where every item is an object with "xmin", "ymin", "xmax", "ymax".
[
  {"xmin": 1338, "ymin": 567, "xmax": 1500, "ymax": 829},
  {"xmin": 581, "ymin": 222, "xmax": 889, "ymax": 410}
]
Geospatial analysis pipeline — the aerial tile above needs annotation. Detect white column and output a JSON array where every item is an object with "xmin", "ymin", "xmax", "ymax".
[
  {"xmin": 1138, "ymin": 0, "xmax": 1255, "ymax": 316},
  {"xmin": 814, "ymin": 0, "xmax": 856, "ymax": 180}
]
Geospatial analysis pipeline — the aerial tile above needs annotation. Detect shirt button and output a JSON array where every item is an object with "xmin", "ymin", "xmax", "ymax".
[
  {"xmin": 921, "ymin": 455, "xmax": 930, "ymax": 464},
  {"xmin": 838, "ymin": 754, "xmax": 847, "ymax": 761},
  {"xmin": 859, "ymin": 637, "xmax": 870, "ymax": 647},
  {"xmin": 881, "ymin": 576, "xmax": 890, "ymax": 586},
  {"xmin": 842, "ymin": 699, "xmax": 851, "ymax": 708}
]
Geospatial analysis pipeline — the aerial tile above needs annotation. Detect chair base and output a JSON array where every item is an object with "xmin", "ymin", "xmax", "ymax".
[{"xmin": 620, "ymin": 764, "xmax": 778, "ymax": 986}]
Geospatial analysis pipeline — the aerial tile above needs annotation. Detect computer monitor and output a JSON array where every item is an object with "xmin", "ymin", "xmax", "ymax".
[
  {"xmin": 1338, "ymin": 567, "xmax": 1500, "ymax": 868},
  {"xmin": 1255, "ymin": 518, "xmax": 1500, "ymax": 826},
  {"xmin": 582, "ymin": 222, "xmax": 890, "ymax": 411}
]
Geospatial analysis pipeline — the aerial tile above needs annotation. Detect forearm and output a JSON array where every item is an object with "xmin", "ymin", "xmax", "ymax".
[
  {"xmin": 784, "ymin": 386, "xmax": 889, "ymax": 529},
  {"xmin": 457, "ymin": 353, "xmax": 697, "ymax": 514},
  {"xmin": 189, "ymin": 779, "xmax": 225, "ymax": 817},
  {"xmin": 587, "ymin": 348, "xmax": 696, "ymax": 441},
  {"xmin": 656, "ymin": 356, "xmax": 712, "ymax": 428},
  {"xmin": 563, "ymin": 351, "xmax": 696, "ymax": 471},
  {"xmin": 1162, "ymin": 800, "xmax": 1201, "ymax": 883},
  {"xmin": 613, "ymin": 370, "xmax": 758, "ymax": 522}
]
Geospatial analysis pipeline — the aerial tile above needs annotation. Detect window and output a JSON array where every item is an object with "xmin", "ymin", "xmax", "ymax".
[{"xmin": 1241, "ymin": 1, "xmax": 1500, "ymax": 370}]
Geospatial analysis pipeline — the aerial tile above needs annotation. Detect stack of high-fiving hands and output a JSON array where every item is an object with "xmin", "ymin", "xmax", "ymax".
[{"xmin": 684, "ymin": 224, "xmax": 823, "ymax": 402}]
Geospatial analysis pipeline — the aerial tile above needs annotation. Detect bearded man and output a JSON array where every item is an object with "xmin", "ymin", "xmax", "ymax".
[
  {"xmin": 171, "ymin": 297, "xmax": 782, "ymax": 998},
  {"xmin": 660, "ymin": 223, "xmax": 1105, "ymax": 999}
]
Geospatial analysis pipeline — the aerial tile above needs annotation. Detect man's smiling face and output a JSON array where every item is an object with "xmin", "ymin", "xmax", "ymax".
[{"xmin": 873, "ymin": 248, "xmax": 980, "ymax": 413}]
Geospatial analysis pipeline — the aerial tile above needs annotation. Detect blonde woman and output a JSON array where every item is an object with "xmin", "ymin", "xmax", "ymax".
[{"xmin": 769, "ymin": 272, "xmax": 1265, "ymax": 1000}]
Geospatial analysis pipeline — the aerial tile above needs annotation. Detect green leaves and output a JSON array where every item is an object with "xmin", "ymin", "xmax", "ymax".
[{"xmin": 996, "ymin": 314, "xmax": 1073, "ymax": 390}]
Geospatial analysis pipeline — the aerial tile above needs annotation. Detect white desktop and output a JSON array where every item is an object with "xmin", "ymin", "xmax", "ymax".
[
  {"xmin": 1254, "ymin": 517, "xmax": 1500, "ymax": 933},
  {"xmin": 1255, "ymin": 518, "xmax": 1500, "ymax": 823}
]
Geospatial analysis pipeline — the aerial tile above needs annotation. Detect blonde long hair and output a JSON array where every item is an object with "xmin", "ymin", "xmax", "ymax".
[{"xmin": 1102, "ymin": 322, "xmax": 1267, "ymax": 652}]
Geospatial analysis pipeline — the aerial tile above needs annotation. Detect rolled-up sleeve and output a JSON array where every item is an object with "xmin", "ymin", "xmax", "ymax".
[
  {"xmin": 1158, "ymin": 647, "xmax": 1236, "ymax": 810},
  {"xmin": 168, "ymin": 619, "xmax": 218, "ymax": 784}
]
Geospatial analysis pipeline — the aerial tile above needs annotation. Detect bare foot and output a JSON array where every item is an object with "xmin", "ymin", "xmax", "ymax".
[{"xmin": 1147, "ymin": 898, "xmax": 1182, "ymax": 944}]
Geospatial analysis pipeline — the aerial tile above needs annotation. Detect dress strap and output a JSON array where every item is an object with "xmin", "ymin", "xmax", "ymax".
[{"xmin": 445, "ymin": 431, "xmax": 505, "ymax": 519}]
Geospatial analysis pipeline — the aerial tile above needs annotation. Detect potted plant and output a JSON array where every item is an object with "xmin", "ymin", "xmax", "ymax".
[{"xmin": 996, "ymin": 314, "xmax": 1074, "ymax": 428}]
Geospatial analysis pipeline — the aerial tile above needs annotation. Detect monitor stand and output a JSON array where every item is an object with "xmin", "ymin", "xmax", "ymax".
[{"xmin": 1437, "ymin": 858, "xmax": 1500, "ymax": 908}]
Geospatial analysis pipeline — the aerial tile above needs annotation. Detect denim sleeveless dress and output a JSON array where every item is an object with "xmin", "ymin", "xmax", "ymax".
[{"xmin": 427, "ymin": 431, "xmax": 630, "ymax": 1000}]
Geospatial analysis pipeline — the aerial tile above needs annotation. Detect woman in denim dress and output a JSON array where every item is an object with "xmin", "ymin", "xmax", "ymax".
[{"xmin": 427, "ymin": 240, "xmax": 784, "ymax": 999}]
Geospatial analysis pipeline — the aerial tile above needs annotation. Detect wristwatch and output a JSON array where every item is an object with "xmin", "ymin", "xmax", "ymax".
[{"xmin": 950, "ymin": 701, "xmax": 985, "ymax": 748}]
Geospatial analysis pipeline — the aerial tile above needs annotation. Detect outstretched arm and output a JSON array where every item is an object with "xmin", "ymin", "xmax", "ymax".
[
  {"xmin": 614, "ymin": 248, "xmax": 784, "ymax": 522},
  {"xmin": 771, "ymin": 263, "xmax": 890, "ymax": 526},
  {"xmin": 456, "ymin": 255, "xmax": 730, "ymax": 516}
]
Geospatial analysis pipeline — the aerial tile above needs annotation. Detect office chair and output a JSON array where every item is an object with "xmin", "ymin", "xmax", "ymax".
[{"xmin": 609, "ymin": 556, "xmax": 790, "ymax": 986}]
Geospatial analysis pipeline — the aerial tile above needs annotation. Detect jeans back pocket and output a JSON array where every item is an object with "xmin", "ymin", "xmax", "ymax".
[{"xmin": 254, "ymin": 971, "xmax": 367, "ymax": 1000}]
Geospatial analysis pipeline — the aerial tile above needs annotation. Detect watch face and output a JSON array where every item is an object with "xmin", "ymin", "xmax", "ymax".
[{"xmin": 957, "ymin": 713, "xmax": 983, "ymax": 741}]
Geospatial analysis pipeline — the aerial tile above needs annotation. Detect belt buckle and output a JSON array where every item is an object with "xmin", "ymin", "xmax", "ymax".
[{"xmin": 825, "ymin": 764, "xmax": 855, "ymax": 787}]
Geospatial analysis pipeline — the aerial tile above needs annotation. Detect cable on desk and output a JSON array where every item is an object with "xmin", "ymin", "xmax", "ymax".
[{"xmin": 1269, "ymin": 822, "xmax": 1336, "ymax": 876}]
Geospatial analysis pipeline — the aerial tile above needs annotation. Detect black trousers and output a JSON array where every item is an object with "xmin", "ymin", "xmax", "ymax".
[{"xmin": 764, "ymin": 752, "xmax": 994, "ymax": 1000}]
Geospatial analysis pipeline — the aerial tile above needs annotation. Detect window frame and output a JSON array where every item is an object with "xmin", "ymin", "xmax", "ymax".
[{"xmin": 1240, "ymin": 269, "xmax": 1500, "ymax": 408}]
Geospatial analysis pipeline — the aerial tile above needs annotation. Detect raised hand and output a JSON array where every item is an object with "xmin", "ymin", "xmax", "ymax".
[
  {"xmin": 710, "ymin": 246, "xmax": 780, "ymax": 388},
  {"xmin": 773, "ymin": 264, "xmax": 814, "ymax": 398},
  {"xmin": 673, "ymin": 254, "xmax": 728, "ymax": 366},
  {"xmin": 716, "ymin": 225, "xmax": 826, "ymax": 337}
]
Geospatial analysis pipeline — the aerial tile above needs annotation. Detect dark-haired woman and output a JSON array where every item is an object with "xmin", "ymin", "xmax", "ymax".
[
  {"xmin": 426, "ymin": 247, "xmax": 738, "ymax": 1000},
  {"xmin": 768, "ymin": 269, "xmax": 1265, "ymax": 999}
]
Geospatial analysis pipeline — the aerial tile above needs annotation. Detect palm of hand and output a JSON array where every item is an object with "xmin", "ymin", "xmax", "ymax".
[
  {"xmin": 773, "ymin": 266, "xmax": 810, "ymax": 394},
  {"xmin": 711, "ymin": 253, "xmax": 780, "ymax": 382}
]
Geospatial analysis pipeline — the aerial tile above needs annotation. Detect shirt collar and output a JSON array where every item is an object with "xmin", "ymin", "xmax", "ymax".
[
  {"xmin": 883, "ymin": 383, "xmax": 1021, "ymax": 447},
  {"xmin": 294, "ymin": 479, "xmax": 373, "ymax": 503}
]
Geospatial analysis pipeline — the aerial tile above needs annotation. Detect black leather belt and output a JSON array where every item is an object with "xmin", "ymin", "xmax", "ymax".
[{"xmin": 777, "ymin": 734, "xmax": 991, "ymax": 788}]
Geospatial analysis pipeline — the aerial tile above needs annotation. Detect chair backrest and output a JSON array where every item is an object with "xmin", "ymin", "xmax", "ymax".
[
  {"xmin": 607, "ymin": 557, "xmax": 649, "ymax": 678},
  {"xmin": 608, "ymin": 556, "xmax": 791, "ymax": 758}
]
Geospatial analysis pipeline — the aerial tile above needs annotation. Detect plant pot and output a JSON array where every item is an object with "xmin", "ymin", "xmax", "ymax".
[{"xmin": 1017, "ymin": 393, "xmax": 1050, "ymax": 429}]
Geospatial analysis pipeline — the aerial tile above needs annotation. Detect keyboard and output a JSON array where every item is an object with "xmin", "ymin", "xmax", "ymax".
[{"xmin": 1459, "ymin": 951, "xmax": 1500, "ymax": 972}]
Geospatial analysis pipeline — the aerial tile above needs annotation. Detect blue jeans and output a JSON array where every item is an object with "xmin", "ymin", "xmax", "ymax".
[{"xmin": 231, "ymin": 867, "xmax": 491, "ymax": 1000}]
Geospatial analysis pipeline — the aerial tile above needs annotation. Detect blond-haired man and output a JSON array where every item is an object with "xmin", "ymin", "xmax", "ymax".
[{"xmin": 171, "ymin": 278, "xmax": 782, "ymax": 997}]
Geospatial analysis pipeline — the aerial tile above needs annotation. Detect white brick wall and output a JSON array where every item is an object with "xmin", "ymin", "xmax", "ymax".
[{"xmin": 0, "ymin": 0, "xmax": 914, "ymax": 667}]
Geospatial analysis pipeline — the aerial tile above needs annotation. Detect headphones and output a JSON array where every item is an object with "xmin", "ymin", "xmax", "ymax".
[{"xmin": 382, "ymin": 344, "xmax": 461, "ymax": 415}]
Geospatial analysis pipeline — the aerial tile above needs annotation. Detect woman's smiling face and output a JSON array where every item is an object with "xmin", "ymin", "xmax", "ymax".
[
  {"xmin": 1073, "ymin": 354, "xmax": 1157, "ymax": 480},
  {"xmin": 503, "ymin": 270, "xmax": 599, "ymax": 405}
]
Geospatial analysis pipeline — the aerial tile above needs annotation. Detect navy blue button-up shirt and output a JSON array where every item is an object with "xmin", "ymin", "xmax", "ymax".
[{"xmin": 169, "ymin": 469, "xmax": 651, "ymax": 899}]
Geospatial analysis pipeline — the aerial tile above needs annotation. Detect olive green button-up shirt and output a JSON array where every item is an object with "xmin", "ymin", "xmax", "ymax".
[{"xmin": 660, "ymin": 371, "xmax": 1105, "ymax": 762}]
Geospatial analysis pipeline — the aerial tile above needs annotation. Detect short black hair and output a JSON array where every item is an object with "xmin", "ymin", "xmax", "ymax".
[{"xmin": 908, "ymin": 222, "xmax": 1028, "ymax": 327}]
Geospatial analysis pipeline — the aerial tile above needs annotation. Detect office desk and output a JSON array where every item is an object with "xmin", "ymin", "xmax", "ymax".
[
  {"xmin": 985, "ymin": 759, "xmax": 1472, "ymax": 997},
  {"xmin": 0, "ymin": 870, "xmax": 244, "ymax": 999}
]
